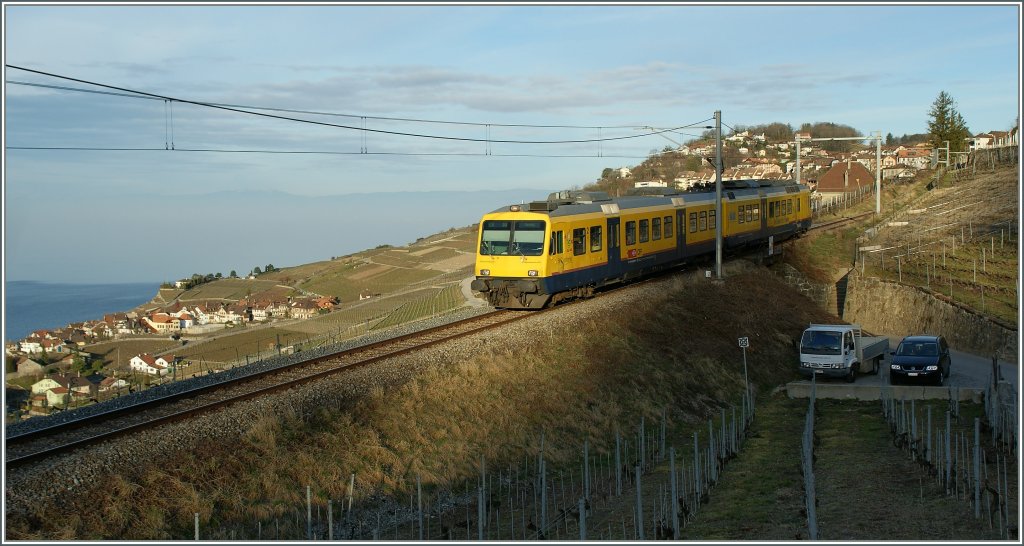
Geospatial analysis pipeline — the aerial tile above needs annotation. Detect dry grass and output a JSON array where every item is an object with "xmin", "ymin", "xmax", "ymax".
[{"xmin": 7, "ymin": 266, "xmax": 838, "ymax": 540}]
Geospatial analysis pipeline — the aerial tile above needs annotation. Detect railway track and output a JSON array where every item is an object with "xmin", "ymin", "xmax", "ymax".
[
  {"xmin": 810, "ymin": 211, "xmax": 873, "ymax": 232},
  {"xmin": 5, "ymin": 310, "xmax": 529, "ymax": 471}
]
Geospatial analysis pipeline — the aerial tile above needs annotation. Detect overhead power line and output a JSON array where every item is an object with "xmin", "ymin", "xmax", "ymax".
[
  {"xmin": 6, "ymin": 65, "xmax": 713, "ymax": 145},
  {"xmin": 6, "ymin": 80, "xmax": 645, "ymax": 131},
  {"xmin": 5, "ymin": 145, "xmax": 653, "ymax": 160}
]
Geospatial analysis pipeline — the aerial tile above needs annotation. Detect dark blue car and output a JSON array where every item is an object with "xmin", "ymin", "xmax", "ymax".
[{"xmin": 889, "ymin": 335, "xmax": 951, "ymax": 385}]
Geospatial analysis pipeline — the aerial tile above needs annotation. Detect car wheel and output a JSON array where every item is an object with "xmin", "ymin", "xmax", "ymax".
[{"xmin": 935, "ymin": 371, "xmax": 944, "ymax": 386}]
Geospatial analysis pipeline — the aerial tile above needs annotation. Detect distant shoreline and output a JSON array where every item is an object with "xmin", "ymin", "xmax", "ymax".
[{"xmin": 4, "ymin": 281, "xmax": 159, "ymax": 342}]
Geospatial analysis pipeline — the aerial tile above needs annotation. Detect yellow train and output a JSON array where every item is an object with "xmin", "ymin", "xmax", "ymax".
[{"xmin": 471, "ymin": 180, "xmax": 812, "ymax": 309}]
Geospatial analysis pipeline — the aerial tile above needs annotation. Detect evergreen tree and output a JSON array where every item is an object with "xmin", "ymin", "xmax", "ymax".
[{"xmin": 927, "ymin": 91, "xmax": 971, "ymax": 153}]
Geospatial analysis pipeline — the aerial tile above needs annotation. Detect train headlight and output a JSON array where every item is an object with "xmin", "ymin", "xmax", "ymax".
[
  {"xmin": 510, "ymin": 205, "xmax": 521, "ymax": 212},
  {"xmin": 480, "ymin": 269, "xmax": 490, "ymax": 276},
  {"xmin": 528, "ymin": 270, "xmax": 538, "ymax": 277}
]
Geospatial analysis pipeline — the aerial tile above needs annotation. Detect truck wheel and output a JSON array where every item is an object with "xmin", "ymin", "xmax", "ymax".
[
  {"xmin": 870, "ymin": 357, "xmax": 880, "ymax": 375},
  {"xmin": 846, "ymin": 367, "xmax": 856, "ymax": 383}
]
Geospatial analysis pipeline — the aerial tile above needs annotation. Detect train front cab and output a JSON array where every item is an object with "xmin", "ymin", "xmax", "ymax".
[{"xmin": 473, "ymin": 212, "xmax": 552, "ymax": 309}]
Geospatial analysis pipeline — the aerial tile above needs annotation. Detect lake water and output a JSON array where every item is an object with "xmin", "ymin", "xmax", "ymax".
[{"xmin": 4, "ymin": 281, "xmax": 158, "ymax": 342}]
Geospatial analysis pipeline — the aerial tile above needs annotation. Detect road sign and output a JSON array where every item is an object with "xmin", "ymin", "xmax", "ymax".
[{"xmin": 738, "ymin": 337, "xmax": 749, "ymax": 348}]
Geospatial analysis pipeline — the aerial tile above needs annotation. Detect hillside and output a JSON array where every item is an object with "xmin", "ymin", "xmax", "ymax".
[{"xmin": 6, "ymin": 159, "xmax": 1017, "ymax": 540}]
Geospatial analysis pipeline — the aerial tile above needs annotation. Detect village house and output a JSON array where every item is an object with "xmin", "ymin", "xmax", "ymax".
[
  {"xmin": 882, "ymin": 165, "xmax": 918, "ymax": 182},
  {"xmin": 314, "ymin": 296, "xmax": 337, "ymax": 311},
  {"xmin": 143, "ymin": 312, "xmax": 179, "ymax": 333},
  {"xmin": 289, "ymin": 299, "xmax": 319, "ymax": 320},
  {"xmin": 98, "ymin": 375, "xmax": 130, "ymax": 393},
  {"xmin": 30, "ymin": 373, "xmax": 93, "ymax": 407},
  {"xmin": 9, "ymin": 356, "xmax": 46, "ymax": 380},
  {"xmin": 896, "ymin": 147, "xmax": 932, "ymax": 169},
  {"xmin": 814, "ymin": 160, "xmax": 875, "ymax": 205},
  {"xmin": 129, "ymin": 353, "xmax": 173, "ymax": 376}
]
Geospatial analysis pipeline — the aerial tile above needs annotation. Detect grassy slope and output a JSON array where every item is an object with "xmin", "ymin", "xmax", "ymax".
[{"xmin": 10, "ymin": 167, "xmax": 1016, "ymax": 540}]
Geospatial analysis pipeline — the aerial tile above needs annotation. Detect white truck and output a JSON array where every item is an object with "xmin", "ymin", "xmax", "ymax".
[{"xmin": 798, "ymin": 324, "xmax": 888, "ymax": 382}]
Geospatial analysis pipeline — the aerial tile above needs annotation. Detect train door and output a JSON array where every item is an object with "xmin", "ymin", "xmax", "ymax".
[
  {"xmin": 676, "ymin": 209, "xmax": 686, "ymax": 257},
  {"xmin": 606, "ymin": 217, "xmax": 620, "ymax": 272},
  {"xmin": 760, "ymin": 196, "xmax": 768, "ymax": 235}
]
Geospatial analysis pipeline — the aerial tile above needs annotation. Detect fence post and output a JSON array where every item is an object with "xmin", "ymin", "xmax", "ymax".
[
  {"xmin": 579, "ymin": 497, "xmax": 587, "ymax": 541},
  {"xmin": 584, "ymin": 438, "xmax": 590, "ymax": 502},
  {"xmin": 974, "ymin": 418, "xmax": 981, "ymax": 518},
  {"xmin": 616, "ymin": 430, "xmax": 622, "ymax": 496},
  {"xmin": 195, "ymin": 513, "xmax": 199, "ymax": 541},
  {"xmin": 635, "ymin": 466, "xmax": 644, "ymax": 540},
  {"xmin": 417, "ymin": 475, "xmax": 423, "ymax": 540},
  {"xmin": 670, "ymin": 447, "xmax": 679, "ymax": 539}
]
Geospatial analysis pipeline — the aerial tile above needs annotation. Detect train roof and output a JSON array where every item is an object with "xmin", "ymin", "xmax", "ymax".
[{"xmin": 488, "ymin": 180, "xmax": 808, "ymax": 217}]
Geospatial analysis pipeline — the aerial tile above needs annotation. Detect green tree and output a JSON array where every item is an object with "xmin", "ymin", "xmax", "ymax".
[
  {"xmin": 927, "ymin": 91, "xmax": 971, "ymax": 153},
  {"xmin": 253, "ymin": 266, "xmax": 262, "ymax": 275},
  {"xmin": 230, "ymin": 270, "xmax": 237, "ymax": 278},
  {"xmin": 886, "ymin": 132, "xmax": 895, "ymax": 146}
]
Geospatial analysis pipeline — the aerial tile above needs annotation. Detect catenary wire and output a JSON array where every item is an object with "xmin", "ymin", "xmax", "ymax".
[
  {"xmin": 5, "ymin": 66, "xmax": 713, "ymax": 144},
  {"xmin": 4, "ymin": 145, "xmax": 655, "ymax": 159},
  {"xmin": 6, "ymin": 80, "xmax": 656, "ymax": 131}
]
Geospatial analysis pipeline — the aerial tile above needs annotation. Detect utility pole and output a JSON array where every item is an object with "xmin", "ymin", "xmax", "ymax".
[
  {"xmin": 714, "ymin": 110, "xmax": 723, "ymax": 279},
  {"xmin": 875, "ymin": 131, "xmax": 882, "ymax": 214},
  {"xmin": 795, "ymin": 134, "xmax": 802, "ymax": 185}
]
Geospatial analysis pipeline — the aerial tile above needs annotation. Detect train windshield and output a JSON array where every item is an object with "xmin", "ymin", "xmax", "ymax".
[{"xmin": 480, "ymin": 220, "xmax": 546, "ymax": 256}]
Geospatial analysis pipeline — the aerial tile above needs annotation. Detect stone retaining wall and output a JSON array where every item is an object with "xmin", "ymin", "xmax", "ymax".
[{"xmin": 843, "ymin": 274, "xmax": 1017, "ymax": 363}]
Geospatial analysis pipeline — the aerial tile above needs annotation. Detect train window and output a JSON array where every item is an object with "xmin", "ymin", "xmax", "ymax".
[
  {"xmin": 745, "ymin": 205, "xmax": 752, "ymax": 223},
  {"xmin": 709, "ymin": 210, "xmax": 716, "ymax": 231},
  {"xmin": 788, "ymin": 199, "xmax": 793, "ymax": 214},
  {"xmin": 699, "ymin": 210, "xmax": 707, "ymax": 231},
  {"xmin": 573, "ymin": 228, "xmax": 586, "ymax": 256},
  {"xmin": 590, "ymin": 225, "xmax": 602, "ymax": 252},
  {"xmin": 769, "ymin": 201, "xmax": 775, "ymax": 218},
  {"xmin": 652, "ymin": 217, "xmax": 661, "ymax": 240},
  {"xmin": 664, "ymin": 216, "xmax": 673, "ymax": 239},
  {"xmin": 481, "ymin": 220, "xmax": 512, "ymax": 255},
  {"xmin": 639, "ymin": 219, "xmax": 649, "ymax": 243},
  {"xmin": 549, "ymin": 230, "xmax": 563, "ymax": 255},
  {"xmin": 512, "ymin": 220, "xmax": 546, "ymax": 256},
  {"xmin": 689, "ymin": 212, "xmax": 697, "ymax": 233},
  {"xmin": 738, "ymin": 205, "xmax": 745, "ymax": 224},
  {"xmin": 753, "ymin": 206, "xmax": 759, "ymax": 221},
  {"xmin": 796, "ymin": 198, "xmax": 800, "ymax": 212},
  {"xmin": 611, "ymin": 225, "xmax": 619, "ymax": 248},
  {"xmin": 625, "ymin": 221, "xmax": 636, "ymax": 245}
]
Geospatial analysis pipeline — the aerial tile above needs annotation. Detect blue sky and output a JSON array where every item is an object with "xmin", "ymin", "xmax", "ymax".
[{"xmin": 3, "ymin": 3, "xmax": 1021, "ymax": 284}]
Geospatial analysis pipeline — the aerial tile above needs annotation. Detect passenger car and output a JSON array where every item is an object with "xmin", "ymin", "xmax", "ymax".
[
  {"xmin": 889, "ymin": 335, "xmax": 951, "ymax": 385},
  {"xmin": 472, "ymin": 181, "xmax": 812, "ymax": 309}
]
